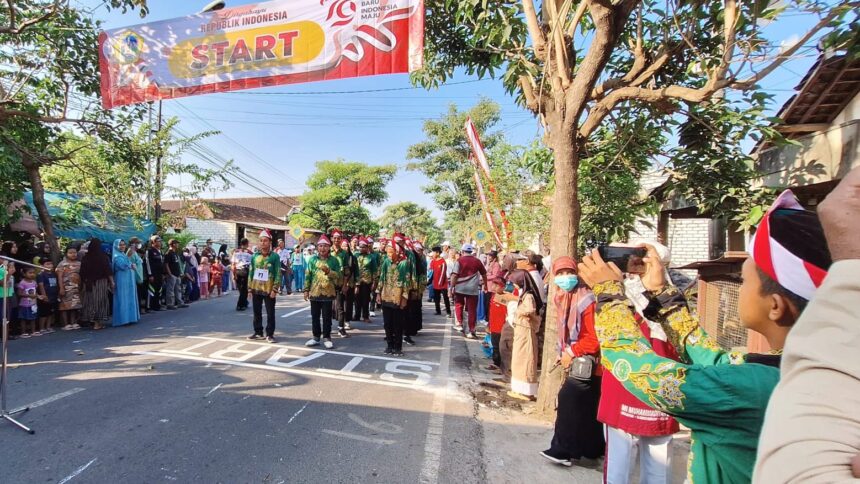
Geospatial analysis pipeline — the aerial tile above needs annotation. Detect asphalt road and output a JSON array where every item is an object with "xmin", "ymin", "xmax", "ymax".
[{"xmin": 0, "ymin": 292, "xmax": 484, "ymax": 484}]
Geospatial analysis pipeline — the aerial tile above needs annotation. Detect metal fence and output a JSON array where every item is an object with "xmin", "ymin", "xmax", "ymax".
[{"xmin": 697, "ymin": 277, "xmax": 747, "ymax": 351}]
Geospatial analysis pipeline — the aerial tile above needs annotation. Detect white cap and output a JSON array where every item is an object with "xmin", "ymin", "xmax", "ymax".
[
  {"xmin": 442, "ymin": 240, "xmax": 451, "ymax": 247},
  {"xmin": 461, "ymin": 243, "xmax": 475, "ymax": 253}
]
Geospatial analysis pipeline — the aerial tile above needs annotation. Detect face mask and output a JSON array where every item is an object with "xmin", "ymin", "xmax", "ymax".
[{"xmin": 554, "ymin": 274, "xmax": 579, "ymax": 292}]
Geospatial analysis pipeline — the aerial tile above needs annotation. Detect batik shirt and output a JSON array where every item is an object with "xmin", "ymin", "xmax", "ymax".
[
  {"xmin": 356, "ymin": 253, "xmax": 379, "ymax": 286},
  {"xmin": 409, "ymin": 253, "xmax": 427, "ymax": 300},
  {"xmin": 248, "ymin": 251, "xmax": 280, "ymax": 295},
  {"xmin": 332, "ymin": 249, "xmax": 357, "ymax": 289},
  {"xmin": 379, "ymin": 256, "xmax": 413, "ymax": 307},
  {"xmin": 593, "ymin": 281, "xmax": 780, "ymax": 484},
  {"xmin": 304, "ymin": 255, "xmax": 342, "ymax": 299}
]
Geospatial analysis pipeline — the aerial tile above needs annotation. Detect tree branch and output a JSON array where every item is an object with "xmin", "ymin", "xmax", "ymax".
[
  {"xmin": 730, "ymin": 5, "xmax": 853, "ymax": 89},
  {"xmin": 522, "ymin": 0, "xmax": 547, "ymax": 59},
  {"xmin": 0, "ymin": 0, "xmax": 61, "ymax": 35}
]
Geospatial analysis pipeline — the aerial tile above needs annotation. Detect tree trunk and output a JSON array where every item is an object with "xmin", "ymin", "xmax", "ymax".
[
  {"xmin": 24, "ymin": 161, "xmax": 62, "ymax": 264},
  {"xmin": 534, "ymin": 121, "xmax": 581, "ymax": 418}
]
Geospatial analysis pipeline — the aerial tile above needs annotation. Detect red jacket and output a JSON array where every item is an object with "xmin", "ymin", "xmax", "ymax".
[
  {"xmin": 597, "ymin": 316, "xmax": 680, "ymax": 437},
  {"xmin": 430, "ymin": 258, "xmax": 448, "ymax": 290}
]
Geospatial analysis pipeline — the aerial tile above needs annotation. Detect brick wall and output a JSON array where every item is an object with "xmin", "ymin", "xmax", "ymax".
[
  {"xmin": 666, "ymin": 218, "xmax": 711, "ymax": 273},
  {"xmin": 184, "ymin": 218, "xmax": 238, "ymax": 250},
  {"xmin": 628, "ymin": 215, "xmax": 710, "ymax": 274}
]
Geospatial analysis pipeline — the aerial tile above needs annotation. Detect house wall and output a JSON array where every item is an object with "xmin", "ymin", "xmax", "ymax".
[
  {"xmin": 184, "ymin": 218, "xmax": 238, "ymax": 250},
  {"xmin": 756, "ymin": 93, "xmax": 860, "ymax": 188},
  {"xmin": 629, "ymin": 215, "xmax": 710, "ymax": 273}
]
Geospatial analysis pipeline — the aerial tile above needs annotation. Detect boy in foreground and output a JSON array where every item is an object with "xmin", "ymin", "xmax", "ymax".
[{"xmin": 578, "ymin": 190, "xmax": 832, "ymax": 483}]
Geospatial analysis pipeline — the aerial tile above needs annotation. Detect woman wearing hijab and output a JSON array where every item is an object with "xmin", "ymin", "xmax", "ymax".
[
  {"xmin": 80, "ymin": 238, "xmax": 114, "ymax": 330},
  {"xmin": 218, "ymin": 244, "xmax": 232, "ymax": 293},
  {"xmin": 184, "ymin": 247, "xmax": 200, "ymax": 302},
  {"xmin": 111, "ymin": 239, "xmax": 139, "ymax": 326},
  {"xmin": 540, "ymin": 256, "xmax": 605, "ymax": 466},
  {"xmin": 498, "ymin": 269, "xmax": 544, "ymax": 401}
]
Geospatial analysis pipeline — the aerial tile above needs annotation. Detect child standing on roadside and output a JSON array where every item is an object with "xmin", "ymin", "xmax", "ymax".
[
  {"xmin": 37, "ymin": 259, "xmax": 59, "ymax": 333},
  {"xmin": 210, "ymin": 257, "xmax": 223, "ymax": 298},
  {"xmin": 57, "ymin": 246, "xmax": 82, "ymax": 330},
  {"xmin": 198, "ymin": 256, "xmax": 211, "ymax": 300},
  {"xmin": 16, "ymin": 267, "xmax": 41, "ymax": 337}
]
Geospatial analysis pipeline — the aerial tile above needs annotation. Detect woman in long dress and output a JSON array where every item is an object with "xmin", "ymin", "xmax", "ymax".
[
  {"xmin": 502, "ymin": 269, "xmax": 544, "ymax": 401},
  {"xmin": 540, "ymin": 256, "xmax": 605, "ymax": 466},
  {"xmin": 80, "ymin": 238, "xmax": 114, "ymax": 330},
  {"xmin": 112, "ymin": 239, "xmax": 139, "ymax": 326}
]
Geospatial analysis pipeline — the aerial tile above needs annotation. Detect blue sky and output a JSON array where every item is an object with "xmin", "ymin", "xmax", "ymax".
[{"xmin": 85, "ymin": 0, "xmax": 823, "ymax": 221}]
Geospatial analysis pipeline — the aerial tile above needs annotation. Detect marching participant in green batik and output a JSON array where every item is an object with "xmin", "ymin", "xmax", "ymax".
[
  {"xmin": 247, "ymin": 229, "xmax": 280, "ymax": 343},
  {"xmin": 378, "ymin": 239, "xmax": 413, "ymax": 357},
  {"xmin": 303, "ymin": 234, "xmax": 342, "ymax": 349},
  {"xmin": 354, "ymin": 237, "xmax": 378, "ymax": 323},
  {"xmin": 404, "ymin": 240, "xmax": 427, "ymax": 345},
  {"xmin": 577, "ymin": 190, "xmax": 833, "ymax": 484}
]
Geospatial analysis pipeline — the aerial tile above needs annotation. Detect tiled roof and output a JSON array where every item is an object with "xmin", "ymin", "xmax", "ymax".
[
  {"xmin": 776, "ymin": 54, "xmax": 860, "ymax": 129},
  {"xmin": 162, "ymin": 195, "xmax": 299, "ymax": 220},
  {"xmin": 163, "ymin": 200, "xmax": 287, "ymax": 225}
]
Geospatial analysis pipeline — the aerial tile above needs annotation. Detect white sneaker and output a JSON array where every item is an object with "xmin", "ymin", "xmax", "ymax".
[
  {"xmin": 453, "ymin": 324, "xmax": 463, "ymax": 332},
  {"xmin": 323, "ymin": 339, "xmax": 334, "ymax": 349},
  {"xmin": 305, "ymin": 338, "xmax": 320, "ymax": 347},
  {"xmin": 370, "ymin": 311, "xmax": 376, "ymax": 317}
]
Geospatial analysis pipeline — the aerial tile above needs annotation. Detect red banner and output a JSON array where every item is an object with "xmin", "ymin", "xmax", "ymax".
[{"xmin": 98, "ymin": 0, "xmax": 424, "ymax": 109}]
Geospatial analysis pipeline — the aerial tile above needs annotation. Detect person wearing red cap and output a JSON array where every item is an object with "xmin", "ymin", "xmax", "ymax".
[
  {"xmin": 354, "ymin": 237, "xmax": 378, "ymax": 323},
  {"xmin": 246, "ymin": 229, "xmax": 280, "ymax": 343},
  {"xmin": 404, "ymin": 241, "xmax": 427, "ymax": 345},
  {"xmin": 304, "ymin": 234, "xmax": 342, "ymax": 349},
  {"xmin": 330, "ymin": 229, "xmax": 356, "ymax": 337},
  {"xmin": 577, "ymin": 189, "xmax": 833, "ymax": 483},
  {"xmin": 378, "ymin": 240, "xmax": 413, "ymax": 356}
]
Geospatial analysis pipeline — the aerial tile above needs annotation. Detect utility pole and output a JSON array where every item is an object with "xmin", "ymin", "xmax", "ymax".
[
  {"xmin": 146, "ymin": 101, "xmax": 153, "ymax": 220},
  {"xmin": 154, "ymin": 99, "xmax": 163, "ymax": 222}
]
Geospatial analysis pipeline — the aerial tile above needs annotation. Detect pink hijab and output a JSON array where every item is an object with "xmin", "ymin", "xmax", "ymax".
[{"xmin": 551, "ymin": 256, "xmax": 595, "ymax": 356}]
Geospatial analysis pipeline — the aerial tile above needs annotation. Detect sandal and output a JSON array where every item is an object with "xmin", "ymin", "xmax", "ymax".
[{"xmin": 507, "ymin": 391, "xmax": 536, "ymax": 402}]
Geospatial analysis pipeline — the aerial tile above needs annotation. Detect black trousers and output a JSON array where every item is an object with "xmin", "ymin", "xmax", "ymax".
[
  {"xmin": 549, "ymin": 376, "xmax": 605, "ymax": 460},
  {"xmin": 490, "ymin": 332, "xmax": 502, "ymax": 367},
  {"xmin": 483, "ymin": 291, "xmax": 492, "ymax": 321},
  {"xmin": 344, "ymin": 288, "xmax": 355, "ymax": 321},
  {"xmin": 355, "ymin": 283, "xmax": 371, "ymax": 320},
  {"xmin": 148, "ymin": 278, "xmax": 162, "ymax": 310},
  {"xmin": 382, "ymin": 305, "xmax": 405, "ymax": 351},
  {"xmin": 235, "ymin": 271, "xmax": 249, "ymax": 309},
  {"xmin": 433, "ymin": 289, "xmax": 450, "ymax": 315},
  {"xmin": 310, "ymin": 298, "xmax": 333, "ymax": 339},
  {"xmin": 335, "ymin": 289, "xmax": 349, "ymax": 328},
  {"xmin": 252, "ymin": 293, "xmax": 276, "ymax": 337},
  {"xmin": 405, "ymin": 298, "xmax": 422, "ymax": 336}
]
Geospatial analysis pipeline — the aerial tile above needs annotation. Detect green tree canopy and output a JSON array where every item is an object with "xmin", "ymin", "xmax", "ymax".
[
  {"xmin": 290, "ymin": 160, "xmax": 396, "ymax": 235},
  {"xmin": 377, "ymin": 202, "xmax": 443, "ymax": 247}
]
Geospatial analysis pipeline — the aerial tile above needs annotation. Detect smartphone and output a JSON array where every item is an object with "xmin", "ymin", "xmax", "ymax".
[{"xmin": 597, "ymin": 246, "xmax": 647, "ymax": 274}]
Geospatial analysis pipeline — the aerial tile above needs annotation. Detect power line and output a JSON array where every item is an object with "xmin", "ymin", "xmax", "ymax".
[{"xmin": 217, "ymin": 79, "xmax": 491, "ymax": 96}]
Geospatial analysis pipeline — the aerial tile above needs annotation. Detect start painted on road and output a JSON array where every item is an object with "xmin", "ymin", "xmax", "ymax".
[{"xmin": 135, "ymin": 336, "xmax": 438, "ymax": 391}]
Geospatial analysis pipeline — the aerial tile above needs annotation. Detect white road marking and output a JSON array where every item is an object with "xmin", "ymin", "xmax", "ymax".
[
  {"xmin": 71, "ymin": 339, "xmax": 90, "ymax": 344},
  {"xmin": 57, "ymin": 458, "xmax": 97, "ymax": 484},
  {"xmin": 205, "ymin": 383, "xmax": 223, "ymax": 397},
  {"xmin": 348, "ymin": 413, "xmax": 402, "ymax": 434},
  {"xmin": 133, "ymin": 351, "xmax": 433, "ymax": 391},
  {"xmin": 419, "ymin": 321, "xmax": 453, "ymax": 484},
  {"xmin": 280, "ymin": 306, "xmax": 311, "ymax": 318},
  {"xmin": 321, "ymin": 429, "xmax": 396, "ymax": 445},
  {"xmin": 267, "ymin": 349, "xmax": 326, "ymax": 368},
  {"xmin": 287, "ymin": 402, "xmax": 309, "ymax": 424},
  {"xmin": 185, "ymin": 336, "xmax": 438, "ymax": 366},
  {"xmin": 11, "ymin": 387, "xmax": 85, "ymax": 414},
  {"xmin": 316, "ymin": 356, "xmax": 371, "ymax": 379}
]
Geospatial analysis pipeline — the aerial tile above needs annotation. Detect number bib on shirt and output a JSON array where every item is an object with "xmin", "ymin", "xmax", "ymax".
[{"xmin": 253, "ymin": 268, "xmax": 269, "ymax": 282}]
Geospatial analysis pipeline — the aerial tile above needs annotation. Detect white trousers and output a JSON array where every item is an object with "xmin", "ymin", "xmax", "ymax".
[{"xmin": 604, "ymin": 425, "xmax": 673, "ymax": 484}]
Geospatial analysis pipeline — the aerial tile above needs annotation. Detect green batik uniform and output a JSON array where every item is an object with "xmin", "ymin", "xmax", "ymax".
[
  {"xmin": 304, "ymin": 255, "xmax": 342, "ymax": 300},
  {"xmin": 592, "ymin": 281, "xmax": 780, "ymax": 484},
  {"xmin": 248, "ymin": 251, "xmax": 281, "ymax": 295},
  {"xmin": 356, "ymin": 253, "xmax": 379, "ymax": 287},
  {"xmin": 409, "ymin": 253, "xmax": 427, "ymax": 300},
  {"xmin": 379, "ymin": 256, "xmax": 413, "ymax": 306},
  {"xmin": 332, "ymin": 248, "xmax": 356, "ymax": 289}
]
